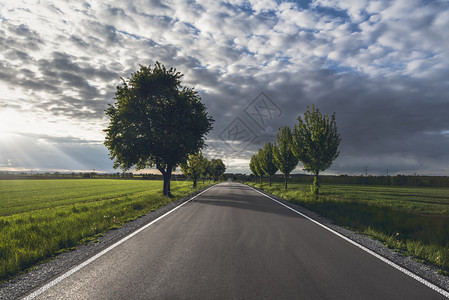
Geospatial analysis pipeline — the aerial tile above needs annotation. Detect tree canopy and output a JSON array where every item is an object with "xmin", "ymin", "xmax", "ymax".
[
  {"xmin": 209, "ymin": 158, "xmax": 226, "ymax": 182},
  {"xmin": 249, "ymin": 155, "xmax": 258, "ymax": 182},
  {"xmin": 291, "ymin": 104, "xmax": 340, "ymax": 196},
  {"xmin": 249, "ymin": 152, "xmax": 265, "ymax": 184},
  {"xmin": 258, "ymin": 142, "xmax": 278, "ymax": 186},
  {"xmin": 255, "ymin": 151, "xmax": 266, "ymax": 184},
  {"xmin": 180, "ymin": 152, "xmax": 208, "ymax": 188},
  {"xmin": 273, "ymin": 126, "xmax": 298, "ymax": 190},
  {"xmin": 104, "ymin": 62, "xmax": 214, "ymax": 196}
]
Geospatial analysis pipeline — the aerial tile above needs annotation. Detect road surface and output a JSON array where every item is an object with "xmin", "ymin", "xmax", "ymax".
[{"xmin": 25, "ymin": 183, "xmax": 446, "ymax": 299}]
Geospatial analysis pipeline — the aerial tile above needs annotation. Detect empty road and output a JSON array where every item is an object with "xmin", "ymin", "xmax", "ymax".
[{"xmin": 25, "ymin": 183, "xmax": 446, "ymax": 299}]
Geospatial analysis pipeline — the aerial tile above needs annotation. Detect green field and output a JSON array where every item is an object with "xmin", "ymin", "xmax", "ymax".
[
  {"xmin": 253, "ymin": 181, "xmax": 449, "ymax": 273},
  {"xmin": 0, "ymin": 179, "xmax": 207, "ymax": 282}
]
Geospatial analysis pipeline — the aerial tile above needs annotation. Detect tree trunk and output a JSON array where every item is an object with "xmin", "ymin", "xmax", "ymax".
[
  {"xmin": 193, "ymin": 176, "xmax": 197, "ymax": 188},
  {"xmin": 166, "ymin": 167, "xmax": 173, "ymax": 196},
  {"xmin": 314, "ymin": 172, "xmax": 320, "ymax": 196},
  {"xmin": 158, "ymin": 164, "xmax": 173, "ymax": 197},
  {"xmin": 284, "ymin": 174, "xmax": 288, "ymax": 190},
  {"xmin": 269, "ymin": 175, "xmax": 272, "ymax": 187},
  {"xmin": 162, "ymin": 174, "xmax": 169, "ymax": 196}
]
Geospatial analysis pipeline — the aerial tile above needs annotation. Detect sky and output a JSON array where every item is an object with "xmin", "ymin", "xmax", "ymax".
[{"xmin": 1, "ymin": 0, "xmax": 449, "ymax": 176}]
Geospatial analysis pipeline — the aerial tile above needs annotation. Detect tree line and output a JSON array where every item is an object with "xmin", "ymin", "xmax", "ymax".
[
  {"xmin": 180, "ymin": 153, "xmax": 226, "ymax": 187},
  {"xmin": 103, "ymin": 63, "xmax": 344, "ymax": 197},
  {"xmin": 250, "ymin": 105, "xmax": 341, "ymax": 197}
]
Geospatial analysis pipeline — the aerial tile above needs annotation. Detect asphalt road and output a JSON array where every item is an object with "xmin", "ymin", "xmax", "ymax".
[{"xmin": 26, "ymin": 182, "xmax": 446, "ymax": 299}]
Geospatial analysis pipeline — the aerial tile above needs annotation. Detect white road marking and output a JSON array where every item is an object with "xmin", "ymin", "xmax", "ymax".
[
  {"xmin": 248, "ymin": 185, "xmax": 449, "ymax": 299},
  {"xmin": 22, "ymin": 185, "xmax": 215, "ymax": 300}
]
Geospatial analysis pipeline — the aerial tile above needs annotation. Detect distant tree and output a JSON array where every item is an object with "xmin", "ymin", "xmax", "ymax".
[
  {"xmin": 273, "ymin": 126, "xmax": 298, "ymax": 190},
  {"xmin": 291, "ymin": 104, "xmax": 341, "ymax": 197},
  {"xmin": 259, "ymin": 142, "xmax": 278, "ymax": 187},
  {"xmin": 249, "ymin": 153, "xmax": 264, "ymax": 184},
  {"xmin": 249, "ymin": 155, "xmax": 258, "ymax": 184},
  {"xmin": 209, "ymin": 158, "xmax": 226, "ymax": 181},
  {"xmin": 201, "ymin": 157, "xmax": 210, "ymax": 184},
  {"xmin": 254, "ymin": 150, "xmax": 266, "ymax": 184},
  {"xmin": 104, "ymin": 62, "xmax": 214, "ymax": 196},
  {"xmin": 180, "ymin": 152, "xmax": 208, "ymax": 188}
]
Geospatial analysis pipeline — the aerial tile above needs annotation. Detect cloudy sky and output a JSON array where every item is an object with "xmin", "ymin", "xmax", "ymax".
[{"xmin": 1, "ymin": 0, "xmax": 449, "ymax": 176}]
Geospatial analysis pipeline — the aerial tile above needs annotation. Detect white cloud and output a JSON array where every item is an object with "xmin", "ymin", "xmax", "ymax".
[
  {"xmin": 248, "ymin": 0, "xmax": 278, "ymax": 14},
  {"xmin": 1, "ymin": 0, "xmax": 449, "ymax": 174}
]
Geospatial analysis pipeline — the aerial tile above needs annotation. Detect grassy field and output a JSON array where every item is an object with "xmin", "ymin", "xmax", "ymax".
[
  {"xmin": 252, "ymin": 181, "xmax": 449, "ymax": 274},
  {"xmin": 0, "ymin": 179, "xmax": 208, "ymax": 282}
]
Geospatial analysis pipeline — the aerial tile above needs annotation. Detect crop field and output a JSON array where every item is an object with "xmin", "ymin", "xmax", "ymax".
[
  {"xmin": 253, "ymin": 181, "xmax": 449, "ymax": 273},
  {"xmin": 0, "ymin": 179, "xmax": 207, "ymax": 282}
]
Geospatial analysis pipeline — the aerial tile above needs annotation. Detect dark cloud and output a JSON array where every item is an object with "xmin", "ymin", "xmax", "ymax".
[
  {"xmin": 8, "ymin": 51, "xmax": 117, "ymax": 119},
  {"xmin": 199, "ymin": 63, "xmax": 449, "ymax": 175},
  {"xmin": 4, "ymin": 49, "xmax": 32, "ymax": 61},
  {"xmin": 70, "ymin": 35, "xmax": 89, "ymax": 49},
  {"xmin": 1, "ymin": 1, "xmax": 449, "ymax": 175},
  {"xmin": 1, "ymin": 22, "xmax": 44, "ymax": 51}
]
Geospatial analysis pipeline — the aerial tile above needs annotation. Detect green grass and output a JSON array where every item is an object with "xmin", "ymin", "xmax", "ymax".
[
  {"xmin": 320, "ymin": 184, "xmax": 449, "ymax": 216},
  {"xmin": 0, "ymin": 179, "xmax": 208, "ymax": 282},
  {"xmin": 252, "ymin": 181, "xmax": 449, "ymax": 273}
]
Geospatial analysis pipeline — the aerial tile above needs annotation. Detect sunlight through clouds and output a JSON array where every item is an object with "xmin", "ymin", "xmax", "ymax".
[{"xmin": 0, "ymin": 0, "xmax": 449, "ymax": 174}]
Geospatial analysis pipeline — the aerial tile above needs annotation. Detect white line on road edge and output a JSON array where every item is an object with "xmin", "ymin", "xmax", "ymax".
[
  {"xmin": 22, "ymin": 185, "xmax": 215, "ymax": 300},
  {"xmin": 248, "ymin": 185, "xmax": 449, "ymax": 299}
]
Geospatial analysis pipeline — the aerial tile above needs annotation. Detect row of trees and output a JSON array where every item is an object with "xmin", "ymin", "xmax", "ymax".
[
  {"xmin": 180, "ymin": 152, "xmax": 226, "ymax": 187},
  {"xmin": 250, "ymin": 105, "xmax": 341, "ymax": 196},
  {"xmin": 103, "ymin": 62, "xmax": 339, "ymax": 196}
]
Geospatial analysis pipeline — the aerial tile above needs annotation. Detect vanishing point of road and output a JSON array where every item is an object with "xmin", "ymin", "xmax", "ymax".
[{"xmin": 25, "ymin": 183, "xmax": 447, "ymax": 299}]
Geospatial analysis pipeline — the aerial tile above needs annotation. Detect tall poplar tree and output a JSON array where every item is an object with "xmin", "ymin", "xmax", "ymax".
[
  {"xmin": 253, "ymin": 151, "xmax": 265, "ymax": 184},
  {"xmin": 259, "ymin": 142, "xmax": 278, "ymax": 186},
  {"xmin": 273, "ymin": 126, "xmax": 298, "ymax": 189},
  {"xmin": 291, "ymin": 104, "xmax": 341, "ymax": 196},
  {"xmin": 249, "ymin": 155, "xmax": 258, "ymax": 184}
]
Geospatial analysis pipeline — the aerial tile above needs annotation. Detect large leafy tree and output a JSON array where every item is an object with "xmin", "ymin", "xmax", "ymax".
[
  {"xmin": 104, "ymin": 62, "xmax": 214, "ymax": 196},
  {"xmin": 291, "ymin": 104, "xmax": 341, "ymax": 196},
  {"xmin": 273, "ymin": 126, "xmax": 298, "ymax": 190},
  {"xmin": 180, "ymin": 152, "xmax": 208, "ymax": 188},
  {"xmin": 259, "ymin": 142, "xmax": 278, "ymax": 186},
  {"xmin": 209, "ymin": 158, "xmax": 226, "ymax": 182}
]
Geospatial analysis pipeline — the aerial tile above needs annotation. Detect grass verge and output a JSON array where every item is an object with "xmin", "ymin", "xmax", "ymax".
[{"xmin": 0, "ymin": 179, "xmax": 208, "ymax": 282}]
